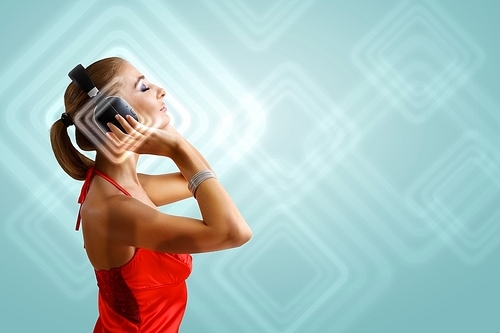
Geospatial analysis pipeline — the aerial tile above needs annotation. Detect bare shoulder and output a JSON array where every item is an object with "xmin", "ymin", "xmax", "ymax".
[
  {"xmin": 81, "ymin": 193, "xmax": 188, "ymax": 252},
  {"xmin": 80, "ymin": 195, "xmax": 138, "ymax": 270},
  {"xmin": 81, "ymin": 193, "xmax": 154, "ymax": 230},
  {"xmin": 80, "ymin": 192, "xmax": 159, "ymax": 249},
  {"xmin": 79, "ymin": 193, "xmax": 120, "ymax": 239}
]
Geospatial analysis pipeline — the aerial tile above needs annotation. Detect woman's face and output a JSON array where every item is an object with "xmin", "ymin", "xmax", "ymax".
[{"xmin": 118, "ymin": 62, "xmax": 169, "ymax": 128}]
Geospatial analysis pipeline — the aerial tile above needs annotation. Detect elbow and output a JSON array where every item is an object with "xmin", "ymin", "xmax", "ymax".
[
  {"xmin": 238, "ymin": 227, "xmax": 252, "ymax": 246},
  {"xmin": 227, "ymin": 223, "xmax": 252, "ymax": 248}
]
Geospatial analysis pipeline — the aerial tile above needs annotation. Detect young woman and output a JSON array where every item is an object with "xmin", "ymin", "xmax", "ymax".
[{"xmin": 50, "ymin": 57, "xmax": 252, "ymax": 332}]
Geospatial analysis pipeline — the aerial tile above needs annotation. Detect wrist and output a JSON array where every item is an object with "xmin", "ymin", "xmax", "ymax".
[
  {"xmin": 169, "ymin": 137, "xmax": 189, "ymax": 160},
  {"xmin": 154, "ymin": 129, "xmax": 180, "ymax": 157},
  {"xmin": 171, "ymin": 140, "xmax": 207, "ymax": 180}
]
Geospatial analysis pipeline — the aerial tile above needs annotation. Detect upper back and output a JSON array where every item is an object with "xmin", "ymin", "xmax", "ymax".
[{"xmin": 80, "ymin": 170, "xmax": 157, "ymax": 270}]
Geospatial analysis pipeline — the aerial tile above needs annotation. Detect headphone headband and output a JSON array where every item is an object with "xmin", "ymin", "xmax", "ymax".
[{"xmin": 68, "ymin": 64, "xmax": 99, "ymax": 97}]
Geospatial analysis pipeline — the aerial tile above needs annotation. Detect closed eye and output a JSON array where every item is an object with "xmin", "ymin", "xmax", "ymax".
[{"xmin": 140, "ymin": 83, "xmax": 150, "ymax": 92}]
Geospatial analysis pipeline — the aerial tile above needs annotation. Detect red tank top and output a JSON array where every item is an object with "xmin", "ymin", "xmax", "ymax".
[{"xmin": 77, "ymin": 166, "xmax": 193, "ymax": 333}]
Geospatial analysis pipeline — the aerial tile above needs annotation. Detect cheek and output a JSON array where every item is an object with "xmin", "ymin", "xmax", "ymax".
[
  {"xmin": 123, "ymin": 94, "xmax": 161, "ymax": 125},
  {"xmin": 129, "ymin": 101, "xmax": 154, "ymax": 124},
  {"xmin": 139, "ymin": 108, "xmax": 167, "ymax": 128},
  {"xmin": 122, "ymin": 98, "xmax": 142, "ymax": 117}
]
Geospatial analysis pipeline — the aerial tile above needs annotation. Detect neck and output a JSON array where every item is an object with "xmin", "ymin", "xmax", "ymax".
[{"xmin": 94, "ymin": 151, "xmax": 140, "ymax": 186}]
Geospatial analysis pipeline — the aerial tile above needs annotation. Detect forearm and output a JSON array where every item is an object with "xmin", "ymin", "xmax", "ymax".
[
  {"xmin": 183, "ymin": 139, "xmax": 216, "ymax": 177},
  {"xmin": 170, "ymin": 141, "xmax": 251, "ymax": 245},
  {"xmin": 171, "ymin": 140, "xmax": 209, "ymax": 181},
  {"xmin": 195, "ymin": 178, "xmax": 250, "ymax": 245}
]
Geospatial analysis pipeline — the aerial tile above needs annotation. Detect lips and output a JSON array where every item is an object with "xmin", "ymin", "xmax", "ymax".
[{"xmin": 160, "ymin": 104, "xmax": 167, "ymax": 112}]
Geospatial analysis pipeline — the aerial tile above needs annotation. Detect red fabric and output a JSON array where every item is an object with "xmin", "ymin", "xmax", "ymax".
[
  {"xmin": 93, "ymin": 250, "xmax": 192, "ymax": 333},
  {"xmin": 77, "ymin": 167, "xmax": 192, "ymax": 332}
]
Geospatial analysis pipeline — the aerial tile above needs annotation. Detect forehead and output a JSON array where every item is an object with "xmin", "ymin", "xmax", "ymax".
[{"xmin": 120, "ymin": 62, "xmax": 143, "ymax": 83}]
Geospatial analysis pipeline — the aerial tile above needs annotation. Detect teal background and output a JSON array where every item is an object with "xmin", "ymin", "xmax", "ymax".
[{"xmin": 1, "ymin": 0, "xmax": 499, "ymax": 332}]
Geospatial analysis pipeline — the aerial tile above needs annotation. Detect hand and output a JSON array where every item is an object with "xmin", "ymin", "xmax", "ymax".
[{"xmin": 107, "ymin": 114, "xmax": 181, "ymax": 158}]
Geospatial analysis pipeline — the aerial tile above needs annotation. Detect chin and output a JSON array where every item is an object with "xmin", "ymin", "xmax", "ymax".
[
  {"xmin": 142, "ymin": 114, "xmax": 170, "ymax": 128},
  {"xmin": 156, "ymin": 115, "xmax": 171, "ymax": 129},
  {"xmin": 162, "ymin": 113, "xmax": 171, "ymax": 126}
]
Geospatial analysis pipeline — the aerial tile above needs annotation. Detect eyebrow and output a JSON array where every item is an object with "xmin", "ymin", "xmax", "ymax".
[{"xmin": 135, "ymin": 75, "xmax": 145, "ymax": 87}]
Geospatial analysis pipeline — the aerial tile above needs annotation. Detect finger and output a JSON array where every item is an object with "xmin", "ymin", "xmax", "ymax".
[
  {"xmin": 109, "ymin": 118, "xmax": 141, "ymax": 142},
  {"xmin": 105, "ymin": 131, "xmax": 120, "ymax": 145},
  {"xmin": 125, "ymin": 115, "xmax": 150, "ymax": 135},
  {"xmin": 105, "ymin": 125, "xmax": 129, "ymax": 152},
  {"xmin": 125, "ymin": 114, "xmax": 139, "ymax": 126},
  {"xmin": 112, "ymin": 117, "xmax": 147, "ymax": 150},
  {"xmin": 106, "ymin": 131, "xmax": 128, "ymax": 151},
  {"xmin": 107, "ymin": 123, "xmax": 139, "ymax": 152},
  {"xmin": 107, "ymin": 122, "xmax": 128, "ymax": 141},
  {"xmin": 115, "ymin": 114, "xmax": 135, "ymax": 134}
]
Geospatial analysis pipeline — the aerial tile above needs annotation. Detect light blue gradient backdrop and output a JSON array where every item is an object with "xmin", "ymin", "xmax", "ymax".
[{"xmin": 1, "ymin": 0, "xmax": 499, "ymax": 332}]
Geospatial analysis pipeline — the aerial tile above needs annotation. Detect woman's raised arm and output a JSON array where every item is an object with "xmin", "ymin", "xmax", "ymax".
[{"xmin": 98, "ymin": 114, "xmax": 252, "ymax": 253}]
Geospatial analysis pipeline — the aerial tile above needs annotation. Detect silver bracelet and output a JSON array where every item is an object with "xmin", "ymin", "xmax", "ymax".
[{"xmin": 188, "ymin": 170, "xmax": 217, "ymax": 198}]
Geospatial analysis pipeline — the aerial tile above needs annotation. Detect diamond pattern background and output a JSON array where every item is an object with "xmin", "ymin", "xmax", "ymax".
[{"xmin": 1, "ymin": 0, "xmax": 499, "ymax": 332}]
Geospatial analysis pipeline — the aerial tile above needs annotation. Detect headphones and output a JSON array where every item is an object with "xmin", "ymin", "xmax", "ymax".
[{"xmin": 68, "ymin": 64, "xmax": 138, "ymax": 133}]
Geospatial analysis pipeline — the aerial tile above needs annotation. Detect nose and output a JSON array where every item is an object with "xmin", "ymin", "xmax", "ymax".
[{"xmin": 157, "ymin": 86, "xmax": 166, "ymax": 99}]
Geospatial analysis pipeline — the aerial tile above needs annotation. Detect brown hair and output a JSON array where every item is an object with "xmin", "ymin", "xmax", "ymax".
[{"xmin": 50, "ymin": 57, "xmax": 126, "ymax": 180}]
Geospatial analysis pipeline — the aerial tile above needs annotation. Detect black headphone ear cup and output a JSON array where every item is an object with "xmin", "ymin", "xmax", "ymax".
[
  {"xmin": 68, "ymin": 64, "xmax": 140, "ymax": 133},
  {"xmin": 94, "ymin": 97, "xmax": 139, "ymax": 133},
  {"xmin": 94, "ymin": 103, "xmax": 119, "ymax": 133},
  {"xmin": 112, "ymin": 97, "xmax": 138, "ymax": 121}
]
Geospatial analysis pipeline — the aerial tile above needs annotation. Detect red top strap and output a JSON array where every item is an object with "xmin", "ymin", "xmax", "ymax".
[{"xmin": 75, "ymin": 166, "xmax": 132, "ymax": 231}]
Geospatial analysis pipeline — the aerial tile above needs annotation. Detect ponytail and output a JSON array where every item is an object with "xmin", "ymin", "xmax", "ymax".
[{"xmin": 50, "ymin": 118, "xmax": 93, "ymax": 180}]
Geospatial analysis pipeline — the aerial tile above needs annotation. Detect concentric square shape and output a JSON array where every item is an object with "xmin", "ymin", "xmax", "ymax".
[
  {"xmin": 247, "ymin": 64, "xmax": 354, "ymax": 192},
  {"xmin": 208, "ymin": 206, "xmax": 348, "ymax": 331},
  {"xmin": 204, "ymin": 0, "xmax": 316, "ymax": 50},
  {"xmin": 407, "ymin": 133, "xmax": 500, "ymax": 263},
  {"xmin": 352, "ymin": 2, "xmax": 483, "ymax": 122}
]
